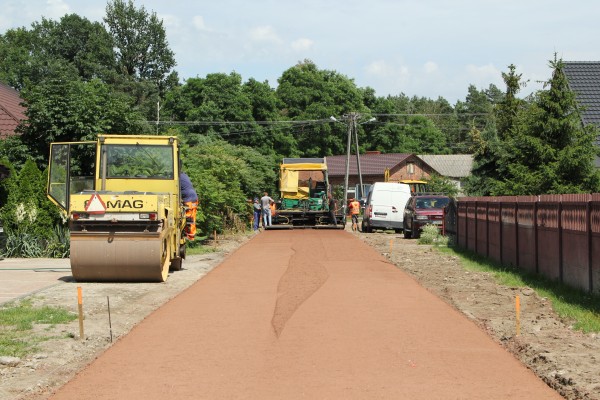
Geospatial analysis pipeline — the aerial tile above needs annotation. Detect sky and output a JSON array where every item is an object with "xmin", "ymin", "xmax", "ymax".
[{"xmin": 2, "ymin": 0, "xmax": 600, "ymax": 104}]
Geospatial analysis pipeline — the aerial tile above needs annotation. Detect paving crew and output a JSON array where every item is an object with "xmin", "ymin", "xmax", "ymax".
[{"xmin": 348, "ymin": 198, "xmax": 361, "ymax": 231}]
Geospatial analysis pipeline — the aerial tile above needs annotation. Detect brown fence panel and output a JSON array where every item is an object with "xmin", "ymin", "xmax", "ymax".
[
  {"xmin": 466, "ymin": 200, "xmax": 477, "ymax": 252},
  {"xmin": 561, "ymin": 194, "xmax": 592, "ymax": 292},
  {"xmin": 457, "ymin": 199, "xmax": 468, "ymax": 248},
  {"xmin": 444, "ymin": 198, "xmax": 458, "ymax": 238},
  {"xmin": 487, "ymin": 200, "xmax": 502, "ymax": 264},
  {"xmin": 517, "ymin": 196, "xmax": 537, "ymax": 273},
  {"xmin": 500, "ymin": 197, "xmax": 518, "ymax": 267},
  {"xmin": 475, "ymin": 200, "xmax": 488, "ymax": 257},
  {"xmin": 537, "ymin": 195, "xmax": 561, "ymax": 282},
  {"xmin": 456, "ymin": 194, "xmax": 597, "ymax": 293},
  {"xmin": 591, "ymin": 194, "xmax": 600, "ymax": 294}
]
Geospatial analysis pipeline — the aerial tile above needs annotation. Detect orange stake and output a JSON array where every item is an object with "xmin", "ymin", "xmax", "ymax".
[
  {"xmin": 515, "ymin": 295, "xmax": 521, "ymax": 336},
  {"xmin": 77, "ymin": 287, "xmax": 84, "ymax": 341}
]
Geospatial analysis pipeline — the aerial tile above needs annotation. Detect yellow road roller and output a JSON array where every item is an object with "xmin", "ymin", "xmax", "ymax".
[{"xmin": 46, "ymin": 134, "xmax": 189, "ymax": 282}]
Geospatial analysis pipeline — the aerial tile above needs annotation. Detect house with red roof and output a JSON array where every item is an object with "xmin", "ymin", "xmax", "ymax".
[
  {"xmin": 326, "ymin": 151, "xmax": 436, "ymax": 187},
  {"xmin": 0, "ymin": 82, "xmax": 26, "ymax": 139}
]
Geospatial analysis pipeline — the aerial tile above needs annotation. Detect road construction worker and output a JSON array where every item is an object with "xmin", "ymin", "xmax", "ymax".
[
  {"xmin": 261, "ymin": 192, "xmax": 274, "ymax": 227},
  {"xmin": 328, "ymin": 194, "xmax": 338, "ymax": 227},
  {"xmin": 348, "ymin": 198, "xmax": 361, "ymax": 231},
  {"xmin": 180, "ymin": 171, "xmax": 198, "ymax": 240}
]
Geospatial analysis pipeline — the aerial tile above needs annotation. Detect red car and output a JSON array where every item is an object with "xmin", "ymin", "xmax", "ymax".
[{"xmin": 402, "ymin": 195, "xmax": 450, "ymax": 239}]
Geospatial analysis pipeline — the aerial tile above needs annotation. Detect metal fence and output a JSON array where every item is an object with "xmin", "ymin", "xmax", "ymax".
[{"xmin": 448, "ymin": 195, "xmax": 600, "ymax": 294}]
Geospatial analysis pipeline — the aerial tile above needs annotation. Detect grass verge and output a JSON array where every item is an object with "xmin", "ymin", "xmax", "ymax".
[
  {"xmin": 436, "ymin": 245, "xmax": 600, "ymax": 333},
  {"xmin": 0, "ymin": 298, "xmax": 77, "ymax": 357},
  {"xmin": 353, "ymin": 228, "xmax": 599, "ymax": 332}
]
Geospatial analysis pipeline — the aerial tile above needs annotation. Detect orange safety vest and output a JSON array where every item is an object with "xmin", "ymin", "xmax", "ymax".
[{"xmin": 349, "ymin": 201, "xmax": 360, "ymax": 215}]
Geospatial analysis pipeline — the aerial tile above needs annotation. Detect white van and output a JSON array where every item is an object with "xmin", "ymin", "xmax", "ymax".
[{"xmin": 361, "ymin": 182, "xmax": 411, "ymax": 233}]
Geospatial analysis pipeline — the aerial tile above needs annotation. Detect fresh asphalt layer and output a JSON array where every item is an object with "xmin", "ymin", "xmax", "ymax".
[{"xmin": 49, "ymin": 230, "xmax": 562, "ymax": 400}]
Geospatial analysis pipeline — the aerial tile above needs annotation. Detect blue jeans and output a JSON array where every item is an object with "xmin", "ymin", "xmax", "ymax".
[
  {"xmin": 253, "ymin": 211, "xmax": 261, "ymax": 230},
  {"xmin": 262, "ymin": 209, "xmax": 272, "ymax": 227}
]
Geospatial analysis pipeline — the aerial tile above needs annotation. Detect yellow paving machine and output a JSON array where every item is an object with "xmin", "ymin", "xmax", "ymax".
[
  {"xmin": 268, "ymin": 157, "xmax": 344, "ymax": 229},
  {"xmin": 46, "ymin": 135, "xmax": 188, "ymax": 282}
]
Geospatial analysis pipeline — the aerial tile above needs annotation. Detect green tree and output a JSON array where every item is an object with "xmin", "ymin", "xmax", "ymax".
[
  {"xmin": 367, "ymin": 115, "xmax": 449, "ymax": 154},
  {"xmin": 496, "ymin": 65, "xmax": 526, "ymax": 140},
  {"xmin": 18, "ymin": 76, "xmax": 148, "ymax": 167},
  {"xmin": 495, "ymin": 57, "xmax": 600, "ymax": 195},
  {"xmin": 276, "ymin": 60, "xmax": 365, "ymax": 157},
  {"xmin": 104, "ymin": 0, "xmax": 177, "ymax": 97},
  {"xmin": 0, "ymin": 15, "xmax": 115, "ymax": 89},
  {"xmin": 180, "ymin": 137, "xmax": 277, "ymax": 234},
  {"xmin": 454, "ymin": 85, "xmax": 495, "ymax": 153},
  {"xmin": 464, "ymin": 66, "xmax": 526, "ymax": 196},
  {"xmin": 32, "ymin": 15, "xmax": 116, "ymax": 82},
  {"xmin": 242, "ymin": 78, "xmax": 297, "ymax": 156},
  {"xmin": 163, "ymin": 73, "xmax": 263, "ymax": 149},
  {"xmin": 426, "ymin": 174, "xmax": 459, "ymax": 198}
]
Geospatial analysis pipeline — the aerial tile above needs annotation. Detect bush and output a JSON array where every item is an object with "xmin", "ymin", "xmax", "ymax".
[
  {"xmin": 417, "ymin": 224, "xmax": 449, "ymax": 246},
  {"xmin": 0, "ymin": 160, "xmax": 67, "ymax": 258},
  {"xmin": 1, "ymin": 225, "xmax": 69, "ymax": 258}
]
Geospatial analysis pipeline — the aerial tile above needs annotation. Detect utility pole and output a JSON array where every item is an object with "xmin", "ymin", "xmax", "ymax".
[
  {"xmin": 342, "ymin": 113, "xmax": 353, "ymax": 214},
  {"xmin": 352, "ymin": 114, "xmax": 364, "ymax": 200},
  {"xmin": 341, "ymin": 112, "xmax": 369, "ymax": 212},
  {"xmin": 156, "ymin": 101, "xmax": 160, "ymax": 135}
]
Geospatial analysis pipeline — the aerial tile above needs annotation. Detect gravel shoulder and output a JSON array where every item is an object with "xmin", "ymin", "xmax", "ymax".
[{"xmin": 358, "ymin": 231, "xmax": 600, "ymax": 400}]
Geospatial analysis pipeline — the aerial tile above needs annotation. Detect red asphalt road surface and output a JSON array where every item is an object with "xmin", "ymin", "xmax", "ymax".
[{"xmin": 50, "ymin": 230, "xmax": 561, "ymax": 400}]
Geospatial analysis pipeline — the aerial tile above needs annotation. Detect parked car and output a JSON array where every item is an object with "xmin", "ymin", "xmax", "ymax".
[
  {"xmin": 403, "ymin": 195, "xmax": 451, "ymax": 239},
  {"xmin": 361, "ymin": 182, "xmax": 412, "ymax": 233}
]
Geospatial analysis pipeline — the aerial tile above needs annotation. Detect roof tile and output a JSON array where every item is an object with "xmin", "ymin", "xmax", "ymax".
[{"xmin": 0, "ymin": 82, "xmax": 26, "ymax": 139}]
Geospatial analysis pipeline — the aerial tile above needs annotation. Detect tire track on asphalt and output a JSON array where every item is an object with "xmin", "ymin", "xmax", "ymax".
[{"xmin": 271, "ymin": 233, "xmax": 329, "ymax": 337}]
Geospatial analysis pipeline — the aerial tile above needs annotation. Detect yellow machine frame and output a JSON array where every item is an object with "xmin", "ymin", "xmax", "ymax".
[{"xmin": 47, "ymin": 134, "xmax": 187, "ymax": 282}]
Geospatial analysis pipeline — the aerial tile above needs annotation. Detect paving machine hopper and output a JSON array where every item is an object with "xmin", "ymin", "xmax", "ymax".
[
  {"xmin": 46, "ymin": 135, "xmax": 189, "ymax": 282},
  {"xmin": 268, "ymin": 158, "xmax": 344, "ymax": 229}
]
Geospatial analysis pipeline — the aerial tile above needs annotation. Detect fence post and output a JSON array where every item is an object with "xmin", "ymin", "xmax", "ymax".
[
  {"xmin": 499, "ymin": 201, "xmax": 503, "ymax": 265},
  {"xmin": 558, "ymin": 200, "xmax": 563, "ymax": 283},
  {"xmin": 515, "ymin": 200, "xmax": 520, "ymax": 268},
  {"xmin": 587, "ymin": 199, "xmax": 593, "ymax": 293},
  {"xmin": 474, "ymin": 200, "xmax": 478, "ymax": 255},
  {"xmin": 486, "ymin": 200, "xmax": 490, "ymax": 258},
  {"xmin": 534, "ymin": 199, "xmax": 539, "ymax": 274},
  {"xmin": 464, "ymin": 200, "xmax": 469, "ymax": 249}
]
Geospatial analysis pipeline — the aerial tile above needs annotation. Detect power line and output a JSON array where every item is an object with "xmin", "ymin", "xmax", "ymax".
[
  {"xmin": 371, "ymin": 113, "xmax": 491, "ymax": 117},
  {"xmin": 146, "ymin": 118, "xmax": 331, "ymax": 126}
]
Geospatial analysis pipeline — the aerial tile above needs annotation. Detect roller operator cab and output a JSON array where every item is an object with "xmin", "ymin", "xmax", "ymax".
[{"xmin": 46, "ymin": 135, "xmax": 188, "ymax": 282}]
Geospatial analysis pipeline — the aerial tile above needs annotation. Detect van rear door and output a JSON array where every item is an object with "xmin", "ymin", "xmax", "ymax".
[{"xmin": 371, "ymin": 189, "xmax": 396, "ymax": 224}]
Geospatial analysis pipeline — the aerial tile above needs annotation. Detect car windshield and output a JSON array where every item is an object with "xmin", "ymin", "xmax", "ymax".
[{"xmin": 416, "ymin": 197, "xmax": 450, "ymax": 209}]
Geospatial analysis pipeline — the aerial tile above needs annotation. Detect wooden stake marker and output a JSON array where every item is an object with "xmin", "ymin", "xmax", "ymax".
[
  {"xmin": 77, "ymin": 286, "xmax": 84, "ymax": 341},
  {"xmin": 515, "ymin": 295, "xmax": 521, "ymax": 336}
]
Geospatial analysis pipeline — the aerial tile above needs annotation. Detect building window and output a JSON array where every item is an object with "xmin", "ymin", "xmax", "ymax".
[{"xmin": 407, "ymin": 162, "xmax": 415, "ymax": 175}]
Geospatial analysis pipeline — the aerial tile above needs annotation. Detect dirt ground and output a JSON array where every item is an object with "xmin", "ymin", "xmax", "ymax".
[{"xmin": 0, "ymin": 227, "xmax": 598, "ymax": 399}]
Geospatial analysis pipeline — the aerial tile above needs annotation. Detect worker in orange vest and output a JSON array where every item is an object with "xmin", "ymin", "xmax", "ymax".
[{"xmin": 348, "ymin": 198, "xmax": 361, "ymax": 231}]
